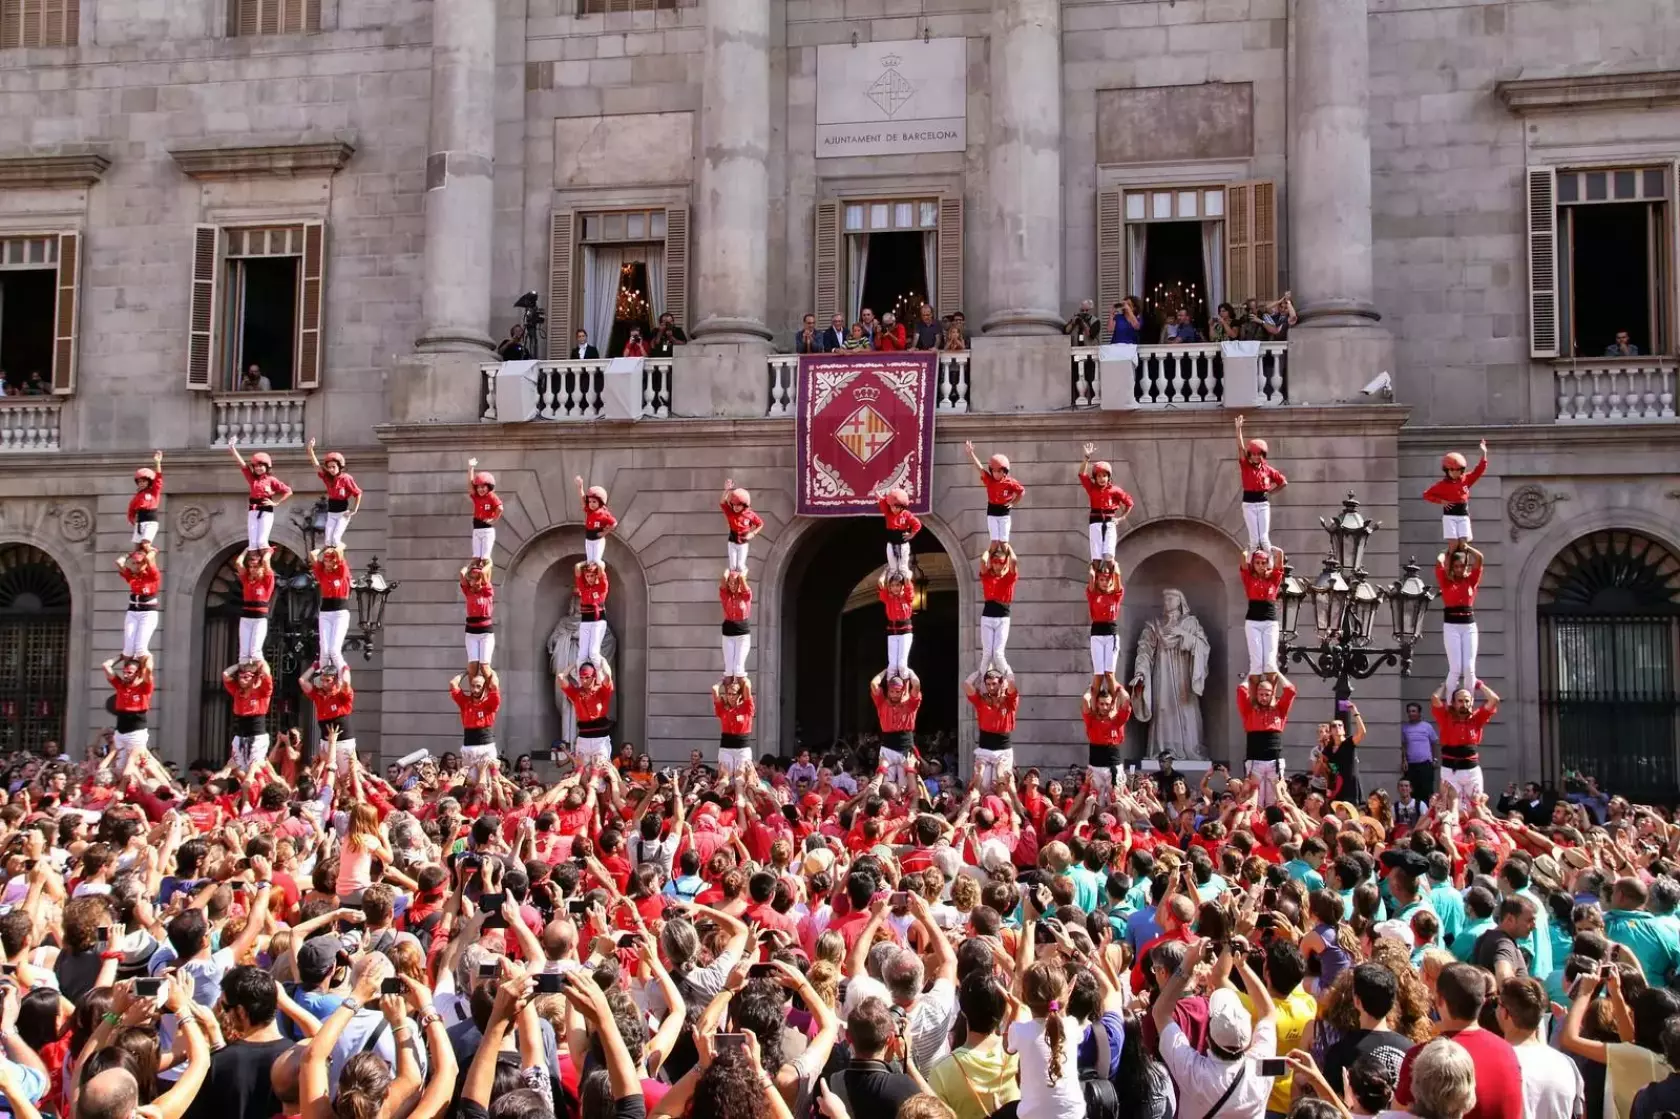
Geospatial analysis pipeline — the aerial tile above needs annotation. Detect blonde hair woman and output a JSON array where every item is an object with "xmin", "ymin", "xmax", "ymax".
[{"xmin": 334, "ymin": 803, "xmax": 392, "ymax": 904}]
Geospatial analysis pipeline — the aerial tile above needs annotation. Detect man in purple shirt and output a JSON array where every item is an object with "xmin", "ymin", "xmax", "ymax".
[{"xmin": 1401, "ymin": 702, "xmax": 1440, "ymax": 801}]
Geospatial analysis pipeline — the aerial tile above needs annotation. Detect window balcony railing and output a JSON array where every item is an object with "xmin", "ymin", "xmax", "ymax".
[
  {"xmin": 479, "ymin": 359, "xmax": 673, "ymax": 422},
  {"xmin": 766, "ymin": 351, "xmax": 971, "ymax": 417},
  {"xmin": 1554, "ymin": 357, "xmax": 1677, "ymax": 422},
  {"xmin": 1071, "ymin": 342, "xmax": 1288, "ymax": 409},
  {"xmin": 212, "ymin": 392, "xmax": 308, "ymax": 447},
  {"xmin": 0, "ymin": 399, "xmax": 63, "ymax": 452}
]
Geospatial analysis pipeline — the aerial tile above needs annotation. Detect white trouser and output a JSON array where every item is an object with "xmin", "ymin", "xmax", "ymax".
[
  {"xmin": 1245, "ymin": 759, "xmax": 1284, "ymax": 805},
  {"xmin": 461, "ymin": 742, "xmax": 499, "ymax": 778},
  {"xmin": 885, "ymin": 541, "xmax": 910, "ymax": 575},
  {"xmin": 1087, "ymin": 763, "xmax": 1120, "ymax": 799},
  {"xmin": 878, "ymin": 746, "xmax": 908, "ymax": 788},
  {"xmin": 579, "ymin": 620, "xmax": 607, "ymax": 666},
  {"xmin": 722, "ymin": 633, "xmax": 751, "ymax": 677},
  {"xmin": 319, "ymin": 737, "xmax": 357, "ymax": 779},
  {"xmin": 575, "ymin": 735, "xmax": 612, "ymax": 765},
  {"xmin": 238, "ymin": 617, "xmax": 269, "ymax": 662},
  {"xmin": 718, "ymin": 745, "xmax": 754, "ymax": 779},
  {"xmin": 1088, "ymin": 520, "xmax": 1117, "ymax": 561},
  {"xmin": 986, "ymin": 514, "xmax": 1012, "ymax": 543},
  {"xmin": 1443, "ymin": 622, "xmax": 1479, "ymax": 697},
  {"xmin": 1089, "ymin": 633, "xmax": 1118, "ymax": 676},
  {"xmin": 472, "ymin": 526, "xmax": 495, "ymax": 559},
  {"xmin": 318, "ymin": 609, "xmax": 350, "ymax": 670},
  {"xmin": 324, "ymin": 510, "xmax": 351, "ymax": 548},
  {"xmin": 1245, "ymin": 619, "xmax": 1279, "ymax": 677},
  {"xmin": 887, "ymin": 632, "xmax": 914, "ymax": 675},
  {"xmin": 1441, "ymin": 514, "xmax": 1472, "ymax": 541},
  {"xmin": 132, "ymin": 520, "xmax": 158, "ymax": 544},
  {"xmin": 1242, "ymin": 501, "xmax": 1271, "ymax": 551},
  {"xmin": 585, "ymin": 536, "xmax": 604, "ymax": 565},
  {"xmin": 1441, "ymin": 765, "xmax": 1484, "ymax": 804},
  {"xmin": 465, "ymin": 631, "xmax": 496, "ymax": 665},
  {"xmin": 112, "ymin": 728, "xmax": 149, "ymax": 776},
  {"xmin": 248, "ymin": 509, "xmax": 274, "ymax": 549},
  {"xmin": 122, "ymin": 610, "xmax": 159, "ymax": 658},
  {"xmin": 727, "ymin": 540, "xmax": 749, "ymax": 571},
  {"xmin": 231, "ymin": 732, "xmax": 270, "ymax": 774},
  {"xmin": 974, "ymin": 747, "xmax": 1014, "ymax": 792},
  {"xmin": 980, "ymin": 615, "xmax": 1012, "ymax": 675}
]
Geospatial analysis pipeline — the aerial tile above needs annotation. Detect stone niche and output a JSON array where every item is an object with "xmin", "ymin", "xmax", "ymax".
[{"xmin": 1095, "ymin": 83, "xmax": 1253, "ymax": 166}]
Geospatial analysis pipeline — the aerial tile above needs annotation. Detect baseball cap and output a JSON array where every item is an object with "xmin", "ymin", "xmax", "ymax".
[
  {"xmin": 1371, "ymin": 919, "xmax": 1416, "ymax": 949},
  {"xmin": 802, "ymin": 847, "xmax": 835, "ymax": 876},
  {"xmin": 1206, "ymin": 988, "xmax": 1253, "ymax": 1051},
  {"xmin": 297, "ymin": 935, "xmax": 349, "ymax": 986}
]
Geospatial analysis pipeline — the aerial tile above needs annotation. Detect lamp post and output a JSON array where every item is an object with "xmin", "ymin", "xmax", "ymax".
[
  {"xmin": 1278, "ymin": 492, "xmax": 1433, "ymax": 731},
  {"xmin": 280, "ymin": 498, "xmax": 399, "ymax": 663}
]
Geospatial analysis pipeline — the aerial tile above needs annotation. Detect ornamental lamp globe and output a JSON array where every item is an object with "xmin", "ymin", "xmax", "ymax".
[
  {"xmin": 1388, "ymin": 558, "xmax": 1434, "ymax": 647},
  {"xmin": 1322, "ymin": 493, "xmax": 1377, "ymax": 573},
  {"xmin": 1347, "ymin": 574, "xmax": 1384, "ymax": 643},
  {"xmin": 1311, "ymin": 557, "xmax": 1349, "ymax": 637},
  {"xmin": 1278, "ymin": 565, "xmax": 1309, "ymax": 641}
]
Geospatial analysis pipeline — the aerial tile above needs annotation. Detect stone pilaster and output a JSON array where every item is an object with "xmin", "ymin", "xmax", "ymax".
[
  {"xmin": 1285, "ymin": 0, "xmax": 1393, "ymax": 404},
  {"xmin": 980, "ymin": 0, "xmax": 1062, "ymax": 337}
]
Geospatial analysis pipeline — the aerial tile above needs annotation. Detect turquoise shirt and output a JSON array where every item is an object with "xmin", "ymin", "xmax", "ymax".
[
  {"xmin": 1201, "ymin": 874, "xmax": 1229, "ymax": 900},
  {"xmin": 1123, "ymin": 877, "xmax": 1152, "ymax": 915},
  {"xmin": 1284, "ymin": 860, "xmax": 1326, "ymax": 892},
  {"xmin": 1518, "ymin": 886, "xmax": 1553, "ymax": 982},
  {"xmin": 1065, "ymin": 865, "xmax": 1104, "ymax": 914},
  {"xmin": 1451, "ymin": 917, "xmax": 1494, "ymax": 962},
  {"xmin": 1605, "ymin": 908, "xmax": 1680, "ymax": 987},
  {"xmin": 1430, "ymin": 882, "xmax": 1467, "ymax": 944},
  {"xmin": 1341, "ymin": 889, "xmax": 1386, "ymax": 923}
]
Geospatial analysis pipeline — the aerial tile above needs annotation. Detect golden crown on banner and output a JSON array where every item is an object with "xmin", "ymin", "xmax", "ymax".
[{"xmin": 852, "ymin": 385, "xmax": 881, "ymax": 402}]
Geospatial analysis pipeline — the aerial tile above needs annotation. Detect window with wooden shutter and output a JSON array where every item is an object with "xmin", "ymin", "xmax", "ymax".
[
  {"xmin": 50, "ymin": 231, "xmax": 79, "ymax": 395},
  {"xmin": 937, "ymin": 195, "xmax": 964, "ymax": 315},
  {"xmin": 0, "ymin": 0, "xmax": 77, "ymax": 47},
  {"xmin": 188, "ymin": 225, "xmax": 222, "ymax": 391},
  {"xmin": 1096, "ymin": 189, "xmax": 1123, "ymax": 324},
  {"xmin": 813, "ymin": 200, "xmax": 840, "ymax": 322},
  {"xmin": 226, "ymin": 0, "xmax": 316, "ymax": 35},
  {"xmin": 1224, "ymin": 180, "xmax": 1277, "ymax": 304},
  {"xmin": 663, "ymin": 205, "xmax": 689, "ymax": 331},
  {"xmin": 547, "ymin": 211, "xmax": 575, "ymax": 359},
  {"xmin": 294, "ymin": 220, "xmax": 324, "ymax": 390},
  {"xmin": 1527, "ymin": 167, "xmax": 1559, "ymax": 359}
]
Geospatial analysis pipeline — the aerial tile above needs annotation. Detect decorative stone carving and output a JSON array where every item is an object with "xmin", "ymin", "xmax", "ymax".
[
  {"xmin": 1496, "ymin": 70, "xmax": 1680, "ymax": 115},
  {"xmin": 1128, "ymin": 588, "xmax": 1211, "ymax": 762},
  {"xmin": 47, "ymin": 503, "xmax": 93, "ymax": 543},
  {"xmin": 1506, "ymin": 484, "xmax": 1569, "ymax": 540},
  {"xmin": 176, "ymin": 505, "xmax": 220, "ymax": 541}
]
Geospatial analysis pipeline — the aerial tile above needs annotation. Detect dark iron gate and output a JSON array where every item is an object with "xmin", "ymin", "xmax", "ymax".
[
  {"xmin": 198, "ymin": 545, "xmax": 312, "ymax": 764},
  {"xmin": 0, "ymin": 545, "xmax": 69, "ymax": 754}
]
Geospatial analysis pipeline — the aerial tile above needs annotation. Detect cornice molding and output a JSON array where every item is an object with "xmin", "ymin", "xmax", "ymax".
[
  {"xmin": 1496, "ymin": 69, "xmax": 1680, "ymax": 114},
  {"xmin": 0, "ymin": 151, "xmax": 111, "ymax": 190},
  {"xmin": 168, "ymin": 140, "xmax": 355, "ymax": 181}
]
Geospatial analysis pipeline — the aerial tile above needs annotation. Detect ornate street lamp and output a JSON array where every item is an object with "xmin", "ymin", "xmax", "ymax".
[
  {"xmin": 1322, "ymin": 494, "xmax": 1377, "ymax": 573},
  {"xmin": 294, "ymin": 497, "xmax": 329, "ymax": 556},
  {"xmin": 1386, "ymin": 559, "xmax": 1433, "ymax": 648},
  {"xmin": 1279, "ymin": 565, "xmax": 1311, "ymax": 641},
  {"xmin": 347, "ymin": 557, "xmax": 399, "ymax": 661},
  {"xmin": 1310, "ymin": 557, "xmax": 1349, "ymax": 638}
]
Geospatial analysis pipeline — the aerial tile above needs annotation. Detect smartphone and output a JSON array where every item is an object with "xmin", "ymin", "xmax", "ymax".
[
  {"xmin": 380, "ymin": 977, "xmax": 404, "ymax": 996},
  {"xmin": 479, "ymin": 893, "xmax": 505, "ymax": 912},
  {"xmin": 134, "ymin": 977, "xmax": 163, "ymax": 998},
  {"xmin": 1033, "ymin": 923, "xmax": 1056, "ymax": 946},
  {"xmin": 482, "ymin": 913, "xmax": 508, "ymax": 931},
  {"xmin": 1262, "ymin": 887, "xmax": 1278, "ymax": 908},
  {"xmin": 616, "ymin": 932, "xmax": 640, "ymax": 949},
  {"xmin": 477, "ymin": 964, "xmax": 499, "ymax": 980},
  {"xmin": 714, "ymin": 1033, "xmax": 748, "ymax": 1055},
  {"xmin": 568, "ymin": 900, "xmax": 589, "ymax": 918},
  {"xmin": 534, "ymin": 972, "xmax": 565, "ymax": 994},
  {"xmin": 96, "ymin": 926, "xmax": 112, "ymax": 952},
  {"xmin": 748, "ymin": 963, "xmax": 777, "ymax": 979},
  {"xmin": 890, "ymin": 891, "xmax": 910, "ymax": 908},
  {"xmin": 1259, "ymin": 1058, "xmax": 1288, "ymax": 1078}
]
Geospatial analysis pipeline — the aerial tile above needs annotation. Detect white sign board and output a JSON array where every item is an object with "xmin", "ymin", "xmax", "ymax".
[{"xmin": 816, "ymin": 39, "xmax": 967, "ymax": 159}]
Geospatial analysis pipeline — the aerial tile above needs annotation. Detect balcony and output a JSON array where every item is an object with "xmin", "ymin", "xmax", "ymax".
[
  {"xmin": 0, "ymin": 399, "xmax": 62, "ymax": 452},
  {"xmin": 1554, "ymin": 357, "xmax": 1677, "ymax": 422},
  {"xmin": 479, "ymin": 359, "xmax": 673, "ymax": 422},
  {"xmin": 766, "ymin": 351, "xmax": 971, "ymax": 417},
  {"xmin": 1071, "ymin": 342, "xmax": 1289, "ymax": 409},
  {"xmin": 212, "ymin": 392, "xmax": 308, "ymax": 447}
]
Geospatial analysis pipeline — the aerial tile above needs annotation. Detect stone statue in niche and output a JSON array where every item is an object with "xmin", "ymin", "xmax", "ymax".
[
  {"xmin": 1129, "ymin": 587, "xmax": 1211, "ymax": 761},
  {"xmin": 547, "ymin": 591, "xmax": 616, "ymax": 747}
]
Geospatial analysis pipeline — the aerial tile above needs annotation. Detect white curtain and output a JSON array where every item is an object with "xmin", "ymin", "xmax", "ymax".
[
  {"xmin": 1201, "ymin": 221, "xmax": 1225, "ymax": 311},
  {"xmin": 583, "ymin": 244, "xmax": 624, "ymax": 357},
  {"xmin": 1127, "ymin": 224, "xmax": 1147, "ymax": 303},
  {"xmin": 647, "ymin": 244, "xmax": 666, "ymax": 320},
  {"xmin": 847, "ymin": 233, "xmax": 870, "ymax": 322},
  {"xmin": 922, "ymin": 231, "xmax": 938, "ymax": 310}
]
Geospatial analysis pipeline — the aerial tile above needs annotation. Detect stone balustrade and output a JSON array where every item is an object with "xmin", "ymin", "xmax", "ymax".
[
  {"xmin": 1554, "ymin": 358, "xmax": 1677, "ymax": 422},
  {"xmin": 0, "ymin": 399, "xmax": 63, "ymax": 452},
  {"xmin": 479, "ymin": 359, "xmax": 673, "ymax": 422},
  {"xmin": 1071, "ymin": 342, "xmax": 1289, "ymax": 409},
  {"xmin": 766, "ymin": 351, "xmax": 970, "ymax": 417},
  {"xmin": 212, "ymin": 392, "xmax": 308, "ymax": 447}
]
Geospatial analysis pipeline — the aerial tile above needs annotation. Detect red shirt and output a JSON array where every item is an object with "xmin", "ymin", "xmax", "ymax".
[
  {"xmin": 314, "ymin": 558, "xmax": 351, "ymax": 600},
  {"xmin": 874, "ymin": 323, "xmax": 907, "ymax": 351},
  {"xmin": 745, "ymin": 901, "xmax": 800, "ymax": 939},
  {"xmin": 874, "ymin": 690, "xmax": 921, "ymax": 733},
  {"xmin": 318, "ymin": 469, "xmax": 362, "ymax": 501},
  {"xmin": 128, "ymin": 474, "xmax": 163, "ymax": 522},
  {"xmin": 1436, "ymin": 560, "xmax": 1481, "ymax": 609},
  {"xmin": 1422, "ymin": 458, "xmax": 1488, "ymax": 507},
  {"xmin": 122, "ymin": 563, "xmax": 160, "ymax": 599},
  {"xmin": 720, "ymin": 502, "xmax": 763, "ymax": 539},
  {"xmin": 575, "ymin": 570, "xmax": 609, "ymax": 610},
  {"xmin": 1241, "ymin": 565, "xmax": 1284, "ymax": 602},
  {"xmin": 242, "ymin": 466, "xmax": 292, "ymax": 504},
  {"xmin": 879, "ymin": 500, "xmax": 922, "ymax": 538},
  {"xmin": 1237, "ymin": 681, "xmax": 1297, "ymax": 732},
  {"xmin": 1087, "ymin": 584, "xmax": 1124, "ymax": 623},
  {"xmin": 983, "ymin": 473, "xmax": 1025, "ymax": 507},
  {"xmin": 720, "ymin": 582, "xmax": 752, "ymax": 622},
  {"xmin": 968, "ymin": 690, "xmax": 1018, "ymax": 734},
  {"xmin": 880, "ymin": 580, "xmax": 915, "ymax": 622},
  {"xmin": 714, "ymin": 693, "xmax": 754, "ymax": 735},
  {"xmin": 584, "ymin": 505, "xmax": 617, "ymax": 534},
  {"xmin": 1084, "ymin": 704, "xmax": 1131, "ymax": 745},
  {"xmin": 1433, "ymin": 697, "xmax": 1494, "ymax": 747},
  {"xmin": 451, "ymin": 681, "xmax": 501, "ymax": 729},
  {"xmin": 308, "ymin": 684, "xmax": 354, "ymax": 722},
  {"xmin": 1239, "ymin": 459, "xmax": 1287, "ymax": 494},
  {"xmin": 1396, "ymin": 1028, "xmax": 1523, "ymax": 1119},
  {"xmin": 110, "ymin": 675, "xmax": 153, "ymax": 714},
  {"xmin": 226, "ymin": 674, "xmax": 273, "ymax": 717},
  {"xmin": 980, "ymin": 566, "xmax": 1018, "ymax": 604},
  {"xmin": 471, "ymin": 490, "xmax": 503, "ymax": 523},
  {"xmin": 461, "ymin": 578, "xmax": 494, "ymax": 621},
  {"xmin": 241, "ymin": 565, "xmax": 275, "ymax": 608},
  {"xmin": 1080, "ymin": 472, "xmax": 1135, "ymax": 516},
  {"xmin": 560, "ymin": 679, "xmax": 613, "ymax": 723}
]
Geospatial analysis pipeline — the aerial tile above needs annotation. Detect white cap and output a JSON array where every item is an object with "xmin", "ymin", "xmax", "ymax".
[
  {"xmin": 802, "ymin": 847, "xmax": 836, "ymax": 876},
  {"xmin": 979, "ymin": 839, "xmax": 1012, "ymax": 874},
  {"xmin": 1206, "ymin": 988, "xmax": 1254, "ymax": 1052},
  {"xmin": 1372, "ymin": 919, "xmax": 1416, "ymax": 949}
]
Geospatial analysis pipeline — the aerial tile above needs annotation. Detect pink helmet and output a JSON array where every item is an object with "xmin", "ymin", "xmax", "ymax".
[
  {"xmin": 134, "ymin": 467, "xmax": 156, "ymax": 482},
  {"xmin": 1441, "ymin": 451, "xmax": 1467, "ymax": 471},
  {"xmin": 323, "ymin": 450, "xmax": 346, "ymax": 467},
  {"xmin": 885, "ymin": 487, "xmax": 909, "ymax": 507},
  {"xmin": 472, "ymin": 471, "xmax": 496, "ymax": 489},
  {"xmin": 250, "ymin": 451, "xmax": 273, "ymax": 468},
  {"xmin": 988, "ymin": 453, "xmax": 1010, "ymax": 472},
  {"xmin": 1091, "ymin": 460, "xmax": 1112, "ymax": 477},
  {"xmin": 1246, "ymin": 438, "xmax": 1269, "ymax": 458},
  {"xmin": 728, "ymin": 487, "xmax": 750, "ymax": 507},
  {"xmin": 586, "ymin": 485, "xmax": 608, "ymax": 504}
]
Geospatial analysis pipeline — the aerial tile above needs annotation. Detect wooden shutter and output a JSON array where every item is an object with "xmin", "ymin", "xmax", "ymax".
[
  {"xmin": 546, "ymin": 210, "xmax": 575, "ymax": 359},
  {"xmin": 937, "ymin": 195, "xmax": 964, "ymax": 316},
  {"xmin": 0, "ymin": 0, "xmax": 18, "ymax": 48},
  {"xmin": 1251, "ymin": 181, "xmax": 1277, "ymax": 301},
  {"xmin": 663, "ymin": 204, "xmax": 689, "ymax": 332},
  {"xmin": 1225, "ymin": 180, "xmax": 1277, "ymax": 304},
  {"xmin": 188, "ymin": 225, "xmax": 221, "ymax": 391},
  {"xmin": 50, "ymin": 230, "xmax": 79, "ymax": 395},
  {"xmin": 813, "ymin": 200, "xmax": 840, "ymax": 321},
  {"xmin": 1096, "ymin": 189, "xmax": 1123, "ymax": 323},
  {"xmin": 295, "ymin": 220, "xmax": 324, "ymax": 390},
  {"xmin": 1527, "ymin": 167, "xmax": 1559, "ymax": 358}
]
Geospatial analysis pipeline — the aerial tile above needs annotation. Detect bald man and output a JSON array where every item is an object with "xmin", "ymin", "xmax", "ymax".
[{"xmin": 80, "ymin": 1069, "xmax": 139, "ymax": 1119}]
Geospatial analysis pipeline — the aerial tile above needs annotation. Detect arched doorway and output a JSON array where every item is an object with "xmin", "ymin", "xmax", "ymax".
[
  {"xmin": 198, "ymin": 545, "xmax": 311, "ymax": 763},
  {"xmin": 531, "ymin": 552, "xmax": 627, "ymax": 759},
  {"xmin": 1121, "ymin": 548, "xmax": 1232, "ymax": 763},
  {"xmin": 0, "ymin": 545, "xmax": 70, "ymax": 754},
  {"xmin": 782, "ymin": 518, "xmax": 959, "ymax": 760},
  {"xmin": 1538, "ymin": 529, "xmax": 1680, "ymax": 796}
]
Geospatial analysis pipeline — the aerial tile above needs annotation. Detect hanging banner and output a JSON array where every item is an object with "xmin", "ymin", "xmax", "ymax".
[{"xmin": 795, "ymin": 352, "xmax": 936, "ymax": 516}]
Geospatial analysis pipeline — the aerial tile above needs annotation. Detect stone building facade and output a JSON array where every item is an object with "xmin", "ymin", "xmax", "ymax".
[{"xmin": 0, "ymin": 0, "xmax": 1677, "ymax": 794}]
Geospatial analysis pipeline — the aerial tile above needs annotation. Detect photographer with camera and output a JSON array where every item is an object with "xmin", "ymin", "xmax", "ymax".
[
  {"xmin": 649, "ymin": 312, "xmax": 688, "ymax": 358},
  {"xmin": 496, "ymin": 323, "xmax": 531, "ymax": 362},
  {"xmin": 1153, "ymin": 936, "xmax": 1280, "ymax": 1119}
]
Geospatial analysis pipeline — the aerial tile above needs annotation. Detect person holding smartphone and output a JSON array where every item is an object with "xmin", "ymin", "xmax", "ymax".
[{"xmin": 1152, "ymin": 938, "xmax": 1279, "ymax": 1119}]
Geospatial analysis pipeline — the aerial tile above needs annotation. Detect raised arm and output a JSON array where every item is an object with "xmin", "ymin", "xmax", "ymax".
[
  {"xmin": 1080, "ymin": 442, "xmax": 1095, "ymax": 477},
  {"xmin": 227, "ymin": 436, "xmax": 246, "ymax": 469},
  {"xmin": 306, "ymin": 437, "xmax": 321, "ymax": 470},
  {"xmin": 1234, "ymin": 415, "xmax": 1247, "ymax": 456}
]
